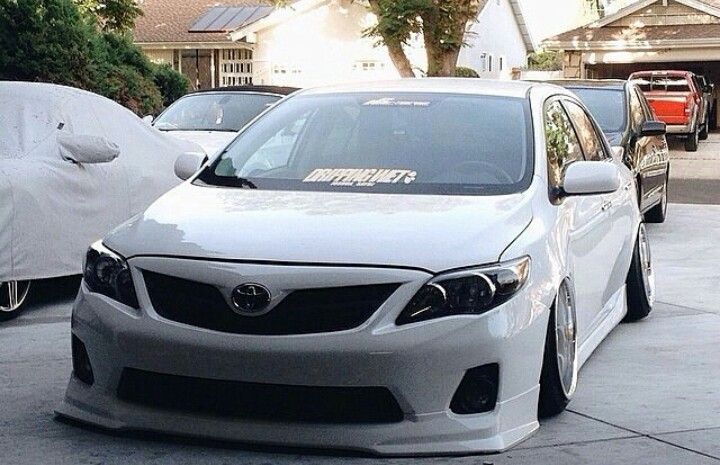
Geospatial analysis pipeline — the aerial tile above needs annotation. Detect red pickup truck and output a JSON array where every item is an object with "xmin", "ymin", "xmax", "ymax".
[{"xmin": 630, "ymin": 70, "xmax": 708, "ymax": 152}]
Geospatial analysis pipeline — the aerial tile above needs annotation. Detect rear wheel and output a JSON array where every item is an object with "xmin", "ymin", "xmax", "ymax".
[
  {"xmin": 539, "ymin": 280, "xmax": 577, "ymax": 417},
  {"xmin": 684, "ymin": 127, "xmax": 699, "ymax": 152},
  {"xmin": 624, "ymin": 224, "xmax": 654, "ymax": 322},
  {"xmin": 0, "ymin": 281, "xmax": 32, "ymax": 321}
]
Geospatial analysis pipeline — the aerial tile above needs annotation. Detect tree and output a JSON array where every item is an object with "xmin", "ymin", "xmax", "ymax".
[
  {"xmin": 367, "ymin": 0, "xmax": 489, "ymax": 77},
  {"xmin": 270, "ymin": 0, "xmax": 488, "ymax": 77},
  {"xmin": 74, "ymin": 0, "xmax": 141, "ymax": 33},
  {"xmin": 0, "ymin": 0, "xmax": 186, "ymax": 114}
]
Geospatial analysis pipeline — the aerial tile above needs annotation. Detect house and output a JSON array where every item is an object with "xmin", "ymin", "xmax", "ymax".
[
  {"xmin": 133, "ymin": 0, "xmax": 609, "ymax": 88},
  {"xmin": 544, "ymin": 0, "xmax": 720, "ymax": 81}
]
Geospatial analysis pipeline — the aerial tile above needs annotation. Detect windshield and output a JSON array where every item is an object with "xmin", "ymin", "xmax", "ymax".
[
  {"xmin": 154, "ymin": 93, "xmax": 281, "ymax": 131},
  {"xmin": 196, "ymin": 92, "xmax": 533, "ymax": 196},
  {"xmin": 569, "ymin": 87, "xmax": 626, "ymax": 134}
]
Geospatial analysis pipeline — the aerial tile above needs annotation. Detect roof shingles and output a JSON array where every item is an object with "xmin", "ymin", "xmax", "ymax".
[{"xmin": 133, "ymin": 0, "xmax": 272, "ymax": 44}]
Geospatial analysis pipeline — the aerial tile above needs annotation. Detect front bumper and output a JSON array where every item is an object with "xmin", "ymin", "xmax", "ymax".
[{"xmin": 57, "ymin": 258, "xmax": 549, "ymax": 455}]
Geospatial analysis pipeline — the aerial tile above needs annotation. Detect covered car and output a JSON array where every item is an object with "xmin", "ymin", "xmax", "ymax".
[{"xmin": 0, "ymin": 82, "xmax": 202, "ymax": 319}]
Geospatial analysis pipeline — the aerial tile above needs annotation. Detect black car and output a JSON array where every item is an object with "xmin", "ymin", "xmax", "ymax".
[
  {"xmin": 149, "ymin": 85, "xmax": 300, "ymax": 156},
  {"xmin": 552, "ymin": 79, "xmax": 671, "ymax": 223}
]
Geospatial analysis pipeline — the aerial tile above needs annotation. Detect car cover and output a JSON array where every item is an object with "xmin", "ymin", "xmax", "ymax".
[{"xmin": 0, "ymin": 82, "xmax": 202, "ymax": 282}]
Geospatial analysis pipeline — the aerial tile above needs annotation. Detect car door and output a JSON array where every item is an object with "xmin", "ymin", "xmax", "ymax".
[
  {"xmin": 561, "ymin": 99, "xmax": 630, "ymax": 337},
  {"xmin": 544, "ymin": 98, "xmax": 611, "ymax": 341},
  {"xmin": 633, "ymin": 87, "xmax": 670, "ymax": 210}
]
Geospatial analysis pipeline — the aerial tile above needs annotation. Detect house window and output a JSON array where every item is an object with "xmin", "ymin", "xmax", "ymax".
[
  {"xmin": 273, "ymin": 65, "xmax": 302, "ymax": 75},
  {"xmin": 499, "ymin": 56, "xmax": 504, "ymax": 72},
  {"xmin": 353, "ymin": 60, "xmax": 385, "ymax": 72},
  {"xmin": 220, "ymin": 48, "xmax": 253, "ymax": 86}
]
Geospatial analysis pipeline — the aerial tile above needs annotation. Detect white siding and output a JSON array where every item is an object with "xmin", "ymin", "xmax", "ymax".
[{"xmin": 459, "ymin": 0, "xmax": 528, "ymax": 78}]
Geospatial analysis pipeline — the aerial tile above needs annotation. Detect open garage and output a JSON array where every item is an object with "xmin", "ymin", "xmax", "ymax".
[{"xmin": 544, "ymin": 0, "xmax": 720, "ymax": 126}]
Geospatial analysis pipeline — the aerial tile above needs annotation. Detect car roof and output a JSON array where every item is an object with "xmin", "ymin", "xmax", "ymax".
[
  {"xmin": 297, "ymin": 78, "xmax": 549, "ymax": 99},
  {"xmin": 189, "ymin": 85, "xmax": 299, "ymax": 96}
]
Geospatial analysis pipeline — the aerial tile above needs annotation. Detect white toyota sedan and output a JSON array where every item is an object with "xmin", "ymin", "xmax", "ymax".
[{"xmin": 58, "ymin": 80, "xmax": 654, "ymax": 455}]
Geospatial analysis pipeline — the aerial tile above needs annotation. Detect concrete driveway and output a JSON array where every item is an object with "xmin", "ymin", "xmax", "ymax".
[{"xmin": 1, "ymin": 140, "xmax": 719, "ymax": 464}]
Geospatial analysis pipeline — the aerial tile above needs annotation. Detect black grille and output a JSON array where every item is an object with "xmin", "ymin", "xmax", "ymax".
[
  {"xmin": 117, "ymin": 368, "xmax": 404, "ymax": 424},
  {"xmin": 143, "ymin": 271, "xmax": 399, "ymax": 335}
]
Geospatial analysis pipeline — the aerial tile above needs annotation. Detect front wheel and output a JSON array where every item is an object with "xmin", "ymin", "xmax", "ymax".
[
  {"xmin": 684, "ymin": 127, "xmax": 699, "ymax": 152},
  {"xmin": 0, "ymin": 281, "xmax": 32, "ymax": 321},
  {"xmin": 644, "ymin": 175, "xmax": 668, "ymax": 223},
  {"xmin": 624, "ymin": 224, "xmax": 654, "ymax": 322},
  {"xmin": 699, "ymin": 114, "xmax": 710, "ymax": 140},
  {"xmin": 538, "ymin": 280, "xmax": 578, "ymax": 417}
]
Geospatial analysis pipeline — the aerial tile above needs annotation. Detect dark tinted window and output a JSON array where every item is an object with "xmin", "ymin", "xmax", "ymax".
[
  {"xmin": 569, "ymin": 87, "xmax": 626, "ymax": 133},
  {"xmin": 155, "ymin": 93, "xmax": 281, "ymax": 131},
  {"xmin": 563, "ymin": 101, "xmax": 607, "ymax": 162},
  {"xmin": 197, "ymin": 92, "xmax": 533, "ymax": 196},
  {"xmin": 544, "ymin": 100, "xmax": 583, "ymax": 191}
]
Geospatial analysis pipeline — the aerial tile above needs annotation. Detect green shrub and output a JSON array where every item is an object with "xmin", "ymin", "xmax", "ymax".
[
  {"xmin": 0, "ymin": 0, "xmax": 188, "ymax": 115},
  {"xmin": 153, "ymin": 64, "xmax": 189, "ymax": 109},
  {"xmin": 527, "ymin": 51, "xmax": 562, "ymax": 71},
  {"xmin": 455, "ymin": 66, "xmax": 480, "ymax": 78}
]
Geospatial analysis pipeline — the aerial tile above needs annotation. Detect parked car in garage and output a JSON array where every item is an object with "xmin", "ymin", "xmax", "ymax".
[
  {"xmin": 630, "ymin": 70, "xmax": 707, "ymax": 151},
  {"xmin": 149, "ymin": 86, "xmax": 299, "ymax": 156},
  {"xmin": 59, "ymin": 80, "xmax": 654, "ymax": 455},
  {"xmin": 0, "ymin": 82, "xmax": 203, "ymax": 320},
  {"xmin": 551, "ymin": 79, "xmax": 671, "ymax": 223}
]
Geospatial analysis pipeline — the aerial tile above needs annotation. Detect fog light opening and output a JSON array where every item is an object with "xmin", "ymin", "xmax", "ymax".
[
  {"xmin": 450, "ymin": 363, "xmax": 499, "ymax": 415},
  {"xmin": 71, "ymin": 335, "xmax": 94, "ymax": 386}
]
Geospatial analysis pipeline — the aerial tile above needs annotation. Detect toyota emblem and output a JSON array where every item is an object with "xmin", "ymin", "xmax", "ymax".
[{"xmin": 231, "ymin": 283, "xmax": 272, "ymax": 315}]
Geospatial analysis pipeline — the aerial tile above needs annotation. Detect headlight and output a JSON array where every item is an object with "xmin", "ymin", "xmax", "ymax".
[
  {"xmin": 83, "ymin": 241, "xmax": 139, "ymax": 308},
  {"xmin": 396, "ymin": 257, "xmax": 530, "ymax": 325}
]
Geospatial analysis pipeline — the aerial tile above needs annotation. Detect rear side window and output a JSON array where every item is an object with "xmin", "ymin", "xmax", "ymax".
[
  {"xmin": 544, "ymin": 100, "xmax": 583, "ymax": 192},
  {"xmin": 562, "ymin": 101, "xmax": 607, "ymax": 162}
]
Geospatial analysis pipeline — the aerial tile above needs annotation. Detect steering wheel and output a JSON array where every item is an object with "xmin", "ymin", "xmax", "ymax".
[{"xmin": 447, "ymin": 160, "xmax": 514, "ymax": 184}]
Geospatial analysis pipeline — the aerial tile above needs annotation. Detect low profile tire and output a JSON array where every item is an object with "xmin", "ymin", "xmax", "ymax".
[
  {"xmin": 538, "ymin": 280, "xmax": 577, "ymax": 418},
  {"xmin": 644, "ymin": 175, "xmax": 668, "ymax": 224},
  {"xmin": 0, "ymin": 281, "xmax": 32, "ymax": 322},
  {"xmin": 684, "ymin": 127, "xmax": 699, "ymax": 152},
  {"xmin": 624, "ymin": 223, "xmax": 655, "ymax": 322}
]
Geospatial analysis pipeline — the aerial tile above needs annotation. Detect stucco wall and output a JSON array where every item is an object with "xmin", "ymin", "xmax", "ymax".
[
  {"xmin": 459, "ymin": 0, "xmax": 528, "ymax": 79},
  {"xmin": 252, "ymin": 0, "xmax": 426, "ymax": 86},
  {"xmin": 252, "ymin": 0, "xmax": 529, "ymax": 86}
]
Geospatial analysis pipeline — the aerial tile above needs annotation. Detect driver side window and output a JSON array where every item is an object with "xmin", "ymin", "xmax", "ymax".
[{"xmin": 544, "ymin": 100, "xmax": 583, "ymax": 194}]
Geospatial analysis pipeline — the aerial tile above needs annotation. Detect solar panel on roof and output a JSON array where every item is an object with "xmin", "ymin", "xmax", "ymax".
[{"xmin": 189, "ymin": 5, "xmax": 274, "ymax": 33}]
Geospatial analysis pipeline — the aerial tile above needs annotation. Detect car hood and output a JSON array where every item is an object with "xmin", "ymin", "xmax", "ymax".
[
  {"xmin": 161, "ymin": 130, "xmax": 237, "ymax": 157},
  {"xmin": 105, "ymin": 183, "xmax": 534, "ymax": 272}
]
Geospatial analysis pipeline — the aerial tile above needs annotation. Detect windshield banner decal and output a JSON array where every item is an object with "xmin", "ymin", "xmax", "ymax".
[{"xmin": 303, "ymin": 168, "xmax": 417, "ymax": 187}]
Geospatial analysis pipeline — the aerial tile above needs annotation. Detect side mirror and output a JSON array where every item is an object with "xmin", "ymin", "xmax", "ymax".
[
  {"xmin": 174, "ymin": 151, "xmax": 205, "ymax": 180},
  {"xmin": 640, "ymin": 120, "xmax": 666, "ymax": 137},
  {"xmin": 563, "ymin": 161, "xmax": 621, "ymax": 196},
  {"xmin": 58, "ymin": 133, "xmax": 120, "ymax": 164},
  {"xmin": 142, "ymin": 115, "xmax": 154, "ymax": 125}
]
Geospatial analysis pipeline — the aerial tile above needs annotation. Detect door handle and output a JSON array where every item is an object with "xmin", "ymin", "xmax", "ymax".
[{"xmin": 601, "ymin": 201, "xmax": 612, "ymax": 211}]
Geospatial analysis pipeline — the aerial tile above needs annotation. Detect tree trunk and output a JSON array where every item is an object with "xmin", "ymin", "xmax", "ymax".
[{"xmin": 367, "ymin": 0, "xmax": 415, "ymax": 78}]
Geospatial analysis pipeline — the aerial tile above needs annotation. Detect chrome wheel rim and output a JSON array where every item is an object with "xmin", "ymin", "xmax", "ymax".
[
  {"xmin": 555, "ymin": 281, "xmax": 578, "ymax": 398},
  {"xmin": 0, "ymin": 281, "xmax": 31, "ymax": 313},
  {"xmin": 638, "ymin": 224, "xmax": 655, "ymax": 305}
]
